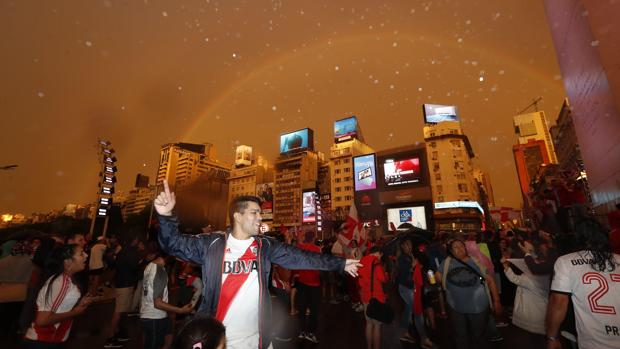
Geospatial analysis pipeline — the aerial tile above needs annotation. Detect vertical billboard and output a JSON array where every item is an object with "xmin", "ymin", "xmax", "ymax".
[
  {"xmin": 302, "ymin": 191, "xmax": 317, "ymax": 223},
  {"xmin": 235, "ymin": 145, "xmax": 253, "ymax": 166},
  {"xmin": 334, "ymin": 116, "xmax": 359, "ymax": 142},
  {"xmin": 422, "ymin": 104, "xmax": 459, "ymax": 123},
  {"xmin": 353, "ymin": 154, "xmax": 377, "ymax": 191},
  {"xmin": 279, "ymin": 128, "xmax": 314, "ymax": 154},
  {"xmin": 256, "ymin": 182, "xmax": 274, "ymax": 220}
]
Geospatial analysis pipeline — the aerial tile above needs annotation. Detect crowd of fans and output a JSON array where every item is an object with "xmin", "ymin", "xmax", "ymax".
[{"xmin": 0, "ymin": 198, "xmax": 619, "ymax": 349}]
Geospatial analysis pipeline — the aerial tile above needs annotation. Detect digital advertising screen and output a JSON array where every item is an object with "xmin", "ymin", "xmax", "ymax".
[
  {"xmin": 302, "ymin": 191, "xmax": 317, "ymax": 223},
  {"xmin": 280, "ymin": 128, "xmax": 313, "ymax": 153},
  {"xmin": 353, "ymin": 154, "xmax": 377, "ymax": 191},
  {"xmin": 256, "ymin": 182, "xmax": 274, "ymax": 220},
  {"xmin": 383, "ymin": 157, "xmax": 421, "ymax": 186},
  {"xmin": 334, "ymin": 116, "xmax": 358, "ymax": 141},
  {"xmin": 387, "ymin": 206, "xmax": 427, "ymax": 230},
  {"xmin": 423, "ymin": 104, "xmax": 459, "ymax": 123}
]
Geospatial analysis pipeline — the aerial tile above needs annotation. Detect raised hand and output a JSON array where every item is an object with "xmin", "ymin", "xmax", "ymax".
[
  {"xmin": 344, "ymin": 259, "xmax": 363, "ymax": 277},
  {"xmin": 154, "ymin": 180, "xmax": 176, "ymax": 216}
]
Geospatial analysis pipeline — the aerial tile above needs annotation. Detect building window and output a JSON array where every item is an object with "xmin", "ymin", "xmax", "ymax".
[
  {"xmin": 334, "ymin": 160, "xmax": 341, "ymax": 165},
  {"xmin": 432, "ymin": 151, "xmax": 438, "ymax": 160},
  {"xmin": 450, "ymin": 140, "xmax": 461, "ymax": 148},
  {"xmin": 335, "ymin": 196, "xmax": 342, "ymax": 202},
  {"xmin": 343, "ymin": 158, "xmax": 350, "ymax": 164},
  {"xmin": 455, "ymin": 172, "xmax": 466, "ymax": 180},
  {"xmin": 458, "ymin": 183, "xmax": 468, "ymax": 193},
  {"xmin": 435, "ymin": 173, "xmax": 441, "ymax": 181},
  {"xmin": 344, "ymin": 167, "xmax": 350, "ymax": 173},
  {"xmin": 433, "ymin": 162, "xmax": 440, "ymax": 172},
  {"xmin": 436, "ymin": 185, "xmax": 443, "ymax": 194},
  {"xmin": 437, "ymin": 195, "xmax": 444, "ymax": 202},
  {"xmin": 335, "ymin": 178, "xmax": 341, "ymax": 183},
  {"xmin": 345, "ymin": 195, "xmax": 352, "ymax": 201},
  {"xmin": 335, "ymin": 187, "xmax": 341, "ymax": 192},
  {"xmin": 429, "ymin": 142, "xmax": 436, "ymax": 148},
  {"xmin": 335, "ymin": 169, "xmax": 341, "ymax": 174},
  {"xmin": 345, "ymin": 185, "xmax": 352, "ymax": 191},
  {"xmin": 453, "ymin": 149, "xmax": 462, "ymax": 158}
]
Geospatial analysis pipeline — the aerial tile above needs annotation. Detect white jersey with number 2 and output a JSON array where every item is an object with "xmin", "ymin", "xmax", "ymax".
[{"xmin": 551, "ymin": 251, "xmax": 620, "ymax": 349}]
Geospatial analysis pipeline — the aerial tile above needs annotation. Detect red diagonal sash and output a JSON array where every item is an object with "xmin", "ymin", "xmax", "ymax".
[{"xmin": 215, "ymin": 240, "xmax": 258, "ymax": 321}]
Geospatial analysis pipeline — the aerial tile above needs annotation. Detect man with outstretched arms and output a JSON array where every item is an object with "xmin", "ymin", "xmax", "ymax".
[
  {"xmin": 546, "ymin": 219, "xmax": 620, "ymax": 349},
  {"xmin": 154, "ymin": 180, "xmax": 362, "ymax": 349}
]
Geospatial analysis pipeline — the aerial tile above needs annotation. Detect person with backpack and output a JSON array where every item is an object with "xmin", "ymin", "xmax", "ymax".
[{"xmin": 436, "ymin": 238, "xmax": 502, "ymax": 349}]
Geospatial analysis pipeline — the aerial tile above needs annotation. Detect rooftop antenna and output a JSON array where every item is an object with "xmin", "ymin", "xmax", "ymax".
[{"xmin": 518, "ymin": 97, "xmax": 543, "ymax": 114}]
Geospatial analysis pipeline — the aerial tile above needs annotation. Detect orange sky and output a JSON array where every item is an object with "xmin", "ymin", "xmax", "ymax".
[{"xmin": 0, "ymin": 0, "xmax": 566, "ymax": 214}]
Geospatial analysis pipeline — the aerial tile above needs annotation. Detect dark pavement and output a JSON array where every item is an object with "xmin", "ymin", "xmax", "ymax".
[{"xmin": 1, "ymin": 284, "xmax": 546, "ymax": 349}]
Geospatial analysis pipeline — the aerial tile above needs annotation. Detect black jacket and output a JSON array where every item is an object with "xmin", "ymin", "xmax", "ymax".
[{"xmin": 157, "ymin": 215, "xmax": 346, "ymax": 348}]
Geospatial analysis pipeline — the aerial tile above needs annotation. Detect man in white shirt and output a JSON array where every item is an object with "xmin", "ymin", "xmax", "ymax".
[
  {"xmin": 155, "ymin": 180, "xmax": 362, "ymax": 349},
  {"xmin": 546, "ymin": 219, "xmax": 620, "ymax": 349}
]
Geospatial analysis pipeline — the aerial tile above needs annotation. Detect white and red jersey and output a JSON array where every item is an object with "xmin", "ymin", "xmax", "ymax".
[
  {"xmin": 551, "ymin": 251, "xmax": 620, "ymax": 349},
  {"xmin": 216, "ymin": 235, "xmax": 260, "ymax": 349},
  {"xmin": 25, "ymin": 274, "xmax": 81, "ymax": 343}
]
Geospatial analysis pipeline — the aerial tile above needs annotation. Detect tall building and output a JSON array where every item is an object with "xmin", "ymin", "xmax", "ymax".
[
  {"xmin": 157, "ymin": 142, "xmax": 231, "ymax": 229},
  {"xmin": 543, "ymin": 0, "xmax": 620, "ymax": 214},
  {"xmin": 157, "ymin": 142, "xmax": 229, "ymax": 188},
  {"xmin": 273, "ymin": 150, "xmax": 319, "ymax": 227},
  {"xmin": 512, "ymin": 140, "xmax": 553, "ymax": 196},
  {"xmin": 473, "ymin": 169, "xmax": 496, "ymax": 208},
  {"xmin": 122, "ymin": 186, "xmax": 155, "ymax": 219},
  {"xmin": 550, "ymin": 99, "xmax": 585, "ymax": 176},
  {"xmin": 513, "ymin": 111, "xmax": 558, "ymax": 164},
  {"xmin": 423, "ymin": 121, "xmax": 484, "ymax": 232},
  {"xmin": 227, "ymin": 146, "xmax": 274, "ymax": 228},
  {"xmin": 423, "ymin": 121, "xmax": 481, "ymax": 203},
  {"xmin": 329, "ymin": 116, "xmax": 374, "ymax": 221}
]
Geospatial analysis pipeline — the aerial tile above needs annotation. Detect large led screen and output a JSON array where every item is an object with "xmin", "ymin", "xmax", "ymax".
[
  {"xmin": 334, "ymin": 116, "xmax": 358, "ymax": 140},
  {"xmin": 353, "ymin": 154, "xmax": 377, "ymax": 191},
  {"xmin": 387, "ymin": 206, "xmax": 427, "ymax": 230},
  {"xmin": 383, "ymin": 157, "xmax": 421, "ymax": 186},
  {"xmin": 280, "ymin": 128, "xmax": 313, "ymax": 154},
  {"xmin": 302, "ymin": 191, "xmax": 317, "ymax": 223},
  {"xmin": 423, "ymin": 104, "xmax": 459, "ymax": 123}
]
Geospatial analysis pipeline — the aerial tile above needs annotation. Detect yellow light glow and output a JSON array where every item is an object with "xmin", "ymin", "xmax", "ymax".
[{"xmin": 1, "ymin": 214, "xmax": 14, "ymax": 223}]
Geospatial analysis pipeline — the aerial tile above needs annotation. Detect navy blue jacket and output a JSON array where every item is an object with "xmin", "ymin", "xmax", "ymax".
[{"xmin": 157, "ymin": 215, "xmax": 346, "ymax": 348}]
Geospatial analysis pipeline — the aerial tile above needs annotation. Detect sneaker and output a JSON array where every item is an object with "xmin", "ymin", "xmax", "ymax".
[
  {"xmin": 274, "ymin": 336, "xmax": 292, "ymax": 342},
  {"xmin": 103, "ymin": 339, "xmax": 123, "ymax": 348},
  {"xmin": 489, "ymin": 335, "xmax": 504, "ymax": 342},
  {"xmin": 495, "ymin": 321, "xmax": 509, "ymax": 328},
  {"xmin": 115, "ymin": 334, "xmax": 131, "ymax": 342},
  {"xmin": 354, "ymin": 303, "xmax": 364, "ymax": 312},
  {"xmin": 305, "ymin": 332, "xmax": 319, "ymax": 344},
  {"xmin": 420, "ymin": 339, "xmax": 438, "ymax": 349},
  {"xmin": 399, "ymin": 334, "xmax": 416, "ymax": 343},
  {"xmin": 298, "ymin": 331, "xmax": 307, "ymax": 339}
]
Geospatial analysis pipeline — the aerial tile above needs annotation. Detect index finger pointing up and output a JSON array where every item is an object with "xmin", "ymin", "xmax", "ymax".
[{"xmin": 163, "ymin": 180, "xmax": 171, "ymax": 196}]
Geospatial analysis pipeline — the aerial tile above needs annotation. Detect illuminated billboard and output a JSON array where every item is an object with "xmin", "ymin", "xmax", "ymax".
[
  {"xmin": 387, "ymin": 206, "xmax": 427, "ymax": 230},
  {"xmin": 256, "ymin": 182, "xmax": 274, "ymax": 220},
  {"xmin": 334, "ymin": 116, "xmax": 358, "ymax": 141},
  {"xmin": 235, "ymin": 145, "xmax": 253, "ymax": 167},
  {"xmin": 302, "ymin": 191, "xmax": 317, "ymax": 223},
  {"xmin": 423, "ymin": 104, "xmax": 459, "ymax": 123},
  {"xmin": 353, "ymin": 154, "xmax": 377, "ymax": 191},
  {"xmin": 279, "ymin": 128, "xmax": 314, "ymax": 154},
  {"xmin": 383, "ymin": 157, "xmax": 421, "ymax": 186}
]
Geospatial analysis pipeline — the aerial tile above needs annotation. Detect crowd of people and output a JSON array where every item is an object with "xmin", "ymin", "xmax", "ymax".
[{"xmin": 0, "ymin": 180, "xmax": 618, "ymax": 349}]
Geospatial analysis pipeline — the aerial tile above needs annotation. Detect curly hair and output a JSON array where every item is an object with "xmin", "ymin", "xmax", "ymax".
[{"xmin": 574, "ymin": 219, "xmax": 617, "ymax": 272}]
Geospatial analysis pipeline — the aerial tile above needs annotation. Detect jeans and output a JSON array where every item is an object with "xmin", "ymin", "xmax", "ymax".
[
  {"xmin": 296, "ymin": 283, "xmax": 321, "ymax": 333},
  {"xmin": 398, "ymin": 284, "xmax": 413, "ymax": 329},
  {"xmin": 448, "ymin": 306, "xmax": 489, "ymax": 349}
]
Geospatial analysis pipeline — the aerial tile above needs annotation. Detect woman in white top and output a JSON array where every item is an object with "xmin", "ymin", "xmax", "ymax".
[
  {"xmin": 501, "ymin": 256, "xmax": 549, "ymax": 344},
  {"xmin": 23, "ymin": 244, "xmax": 95, "ymax": 348}
]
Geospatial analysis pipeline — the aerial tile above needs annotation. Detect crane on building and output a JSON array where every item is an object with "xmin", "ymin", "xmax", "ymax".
[{"xmin": 518, "ymin": 97, "xmax": 543, "ymax": 114}]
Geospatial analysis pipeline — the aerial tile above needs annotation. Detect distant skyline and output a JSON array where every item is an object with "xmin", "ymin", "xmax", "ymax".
[{"xmin": 1, "ymin": 0, "xmax": 566, "ymax": 214}]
